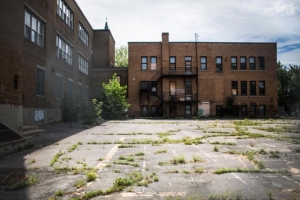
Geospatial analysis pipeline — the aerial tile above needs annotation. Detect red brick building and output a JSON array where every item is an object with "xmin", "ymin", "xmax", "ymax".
[
  {"xmin": 128, "ymin": 33, "xmax": 278, "ymax": 117},
  {"xmin": 0, "ymin": 0, "xmax": 111, "ymax": 133}
]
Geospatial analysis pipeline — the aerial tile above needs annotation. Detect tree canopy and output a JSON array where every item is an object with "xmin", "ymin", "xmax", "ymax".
[
  {"xmin": 100, "ymin": 73, "xmax": 130, "ymax": 119},
  {"xmin": 115, "ymin": 45, "xmax": 128, "ymax": 67},
  {"xmin": 277, "ymin": 61, "xmax": 300, "ymax": 115}
]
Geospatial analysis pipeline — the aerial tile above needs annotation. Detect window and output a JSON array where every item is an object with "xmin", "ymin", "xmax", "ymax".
[
  {"xmin": 250, "ymin": 105, "xmax": 256, "ymax": 116},
  {"xmin": 185, "ymin": 81, "xmax": 192, "ymax": 100},
  {"xmin": 240, "ymin": 57, "xmax": 246, "ymax": 70},
  {"xmin": 57, "ymin": 0, "xmax": 73, "ymax": 29},
  {"xmin": 79, "ymin": 23, "xmax": 89, "ymax": 46},
  {"xmin": 68, "ymin": 78, "xmax": 73, "ymax": 96},
  {"xmin": 55, "ymin": 74, "xmax": 62, "ymax": 99},
  {"xmin": 36, "ymin": 67, "xmax": 45, "ymax": 96},
  {"xmin": 216, "ymin": 57, "xmax": 222, "ymax": 71},
  {"xmin": 24, "ymin": 9, "xmax": 45, "ymax": 48},
  {"xmin": 141, "ymin": 57, "xmax": 147, "ymax": 70},
  {"xmin": 259, "ymin": 105, "xmax": 265, "ymax": 116},
  {"xmin": 258, "ymin": 57, "xmax": 265, "ymax": 70},
  {"xmin": 151, "ymin": 81, "xmax": 157, "ymax": 96},
  {"xmin": 141, "ymin": 81, "xmax": 148, "ymax": 90},
  {"xmin": 185, "ymin": 56, "xmax": 192, "ymax": 72},
  {"xmin": 116, "ymin": 75, "xmax": 121, "ymax": 83},
  {"xmin": 249, "ymin": 57, "xmax": 255, "ymax": 70},
  {"xmin": 259, "ymin": 81, "xmax": 265, "ymax": 96},
  {"xmin": 85, "ymin": 86, "xmax": 89, "ymax": 98},
  {"xmin": 231, "ymin": 81, "xmax": 238, "ymax": 96},
  {"xmin": 170, "ymin": 57, "xmax": 176, "ymax": 70},
  {"xmin": 78, "ymin": 53, "xmax": 88, "ymax": 75},
  {"xmin": 216, "ymin": 105, "xmax": 223, "ymax": 116},
  {"xmin": 141, "ymin": 105, "xmax": 148, "ymax": 116},
  {"xmin": 150, "ymin": 57, "xmax": 157, "ymax": 70},
  {"xmin": 200, "ymin": 56, "xmax": 207, "ymax": 70},
  {"xmin": 241, "ymin": 105, "xmax": 247, "ymax": 117},
  {"xmin": 78, "ymin": 83, "xmax": 82, "ymax": 100},
  {"xmin": 231, "ymin": 57, "xmax": 237, "ymax": 70},
  {"xmin": 241, "ymin": 81, "xmax": 247, "ymax": 96},
  {"xmin": 185, "ymin": 104, "xmax": 192, "ymax": 117},
  {"xmin": 56, "ymin": 35, "xmax": 73, "ymax": 65},
  {"xmin": 250, "ymin": 81, "xmax": 256, "ymax": 96}
]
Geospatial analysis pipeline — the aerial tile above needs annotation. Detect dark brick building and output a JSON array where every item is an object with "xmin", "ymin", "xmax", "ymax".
[
  {"xmin": 128, "ymin": 33, "xmax": 278, "ymax": 117},
  {"xmin": 0, "ymin": 0, "xmax": 116, "ymax": 134}
]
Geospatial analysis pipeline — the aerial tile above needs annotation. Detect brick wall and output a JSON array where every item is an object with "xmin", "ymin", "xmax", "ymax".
[{"xmin": 128, "ymin": 33, "xmax": 278, "ymax": 117}]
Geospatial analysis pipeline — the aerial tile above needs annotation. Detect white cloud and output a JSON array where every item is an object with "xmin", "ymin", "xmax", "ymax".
[
  {"xmin": 264, "ymin": 0, "xmax": 300, "ymax": 16},
  {"xmin": 75, "ymin": 0, "xmax": 300, "ymax": 65}
]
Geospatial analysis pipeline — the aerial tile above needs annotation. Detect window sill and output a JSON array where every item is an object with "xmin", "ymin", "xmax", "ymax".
[
  {"xmin": 200, "ymin": 69, "xmax": 208, "ymax": 71},
  {"xmin": 36, "ymin": 95, "xmax": 45, "ymax": 97}
]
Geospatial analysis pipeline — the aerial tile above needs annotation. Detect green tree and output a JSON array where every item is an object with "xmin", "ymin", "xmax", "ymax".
[
  {"xmin": 278, "ymin": 61, "xmax": 300, "ymax": 115},
  {"xmin": 100, "ymin": 73, "xmax": 129, "ymax": 119},
  {"xmin": 115, "ymin": 45, "xmax": 128, "ymax": 67}
]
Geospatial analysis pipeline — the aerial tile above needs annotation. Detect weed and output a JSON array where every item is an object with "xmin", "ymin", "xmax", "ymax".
[
  {"xmin": 183, "ymin": 170, "xmax": 191, "ymax": 174},
  {"xmin": 87, "ymin": 141, "xmax": 97, "ymax": 144},
  {"xmin": 170, "ymin": 155, "xmax": 186, "ymax": 164},
  {"xmin": 269, "ymin": 151, "xmax": 280, "ymax": 158},
  {"xmin": 55, "ymin": 189, "xmax": 64, "ymax": 197},
  {"xmin": 153, "ymin": 176, "xmax": 159, "ymax": 182},
  {"xmin": 28, "ymin": 159, "xmax": 35, "ymax": 165},
  {"xmin": 78, "ymin": 142, "xmax": 83, "ymax": 145},
  {"xmin": 233, "ymin": 119, "xmax": 260, "ymax": 126},
  {"xmin": 119, "ymin": 144, "xmax": 134, "ymax": 148},
  {"xmin": 155, "ymin": 149, "xmax": 168, "ymax": 154},
  {"xmin": 86, "ymin": 172, "xmax": 97, "ymax": 182},
  {"xmin": 158, "ymin": 161, "xmax": 166, "ymax": 166},
  {"xmin": 213, "ymin": 146, "xmax": 219, "ymax": 152},
  {"xmin": 194, "ymin": 167, "xmax": 204, "ymax": 173},
  {"xmin": 192, "ymin": 155, "xmax": 204, "ymax": 162},
  {"xmin": 226, "ymin": 150, "xmax": 240, "ymax": 155},
  {"xmin": 106, "ymin": 164, "xmax": 112, "ymax": 167},
  {"xmin": 114, "ymin": 169, "xmax": 121, "ymax": 173},
  {"xmin": 74, "ymin": 179, "xmax": 85, "ymax": 188},
  {"xmin": 259, "ymin": 148, "xmax": 268, "ymax": 155},
  {"xmin": 7, "ymin": 174, "xmax": 38, "ymax": 190},
  {"xmin": 157, "ymin": 131, "xmax": 174, "ymax": 138},
  {"xmin": 98, "ymin": 158, "xmax": 104, "ymax": 161},
  {"xmin": 134, "ymin": 152, "xmax": 145, "ymax": 156},
  {"xmin": 113, "ymin": 161, "xmax": 139, "ymax": 167},
  {"xmin": 266, "ymin": 190, "xmax": 274, "ymax": 200},
  {"xmin": 296, "ymin": 148, "xmax": 300, "ymax": 153},
  {"xmin": 50, "ymin": 152, "xmax": 64, "ymax": 167},
  {"xmin": 250, "ymin": 142, "xmax": 255, "ymax": 147}
]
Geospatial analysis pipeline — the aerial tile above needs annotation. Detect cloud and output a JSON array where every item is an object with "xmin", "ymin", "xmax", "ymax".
[
  {"xmin": 264, "ymin": 0, "xmax": 300, "ymax": 16},
  {"xmin": 75, "ymin": 0, "xmax": 300, "ymax": 65}
]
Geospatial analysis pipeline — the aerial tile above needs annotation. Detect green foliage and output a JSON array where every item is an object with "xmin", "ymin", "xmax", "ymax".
[
  {"xmin": 82, "ymin": 98, "xmax": 102, "ymax": 125},
  {"xmin": 62, "ymin": 95, "xmax": 79, "ymax": 122},
  {"xmin": 278, "ymin": 61, "xmax": 300, "ymax": 115},
  {"xmin": 86, "ymin": 172, "xmax": 97, "ymax": 182},
  {"xmin": 115, "ymin": 45, "xmax": 128, "ymax": 67},
  {"xmin": 100, "ymin": 73, "xmax": 130, "ymax": 119},
  {"xmin": 7, "ymin": 174, "xmax": 38, "ymax": 190}
]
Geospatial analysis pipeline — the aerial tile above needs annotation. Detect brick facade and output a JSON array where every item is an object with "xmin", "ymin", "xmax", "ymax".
[{"xmin": 128, "ymin": 33, "xmax": 278, "ymax": 117}]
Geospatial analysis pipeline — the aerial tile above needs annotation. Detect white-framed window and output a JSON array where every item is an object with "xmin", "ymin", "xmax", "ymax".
[
  {"xmin": 55, "ymin": 74, "xmax": 62, "ymax": 99},
  {"xmin": 57, "ymin": 0, "xmax": 73, "ymax": 29},
  {"xmin": 79, "ymin": 23, "xmax": 89, "ymax": 46},
  {"xmin": 200, "ymin": 56, "xmax": 207, "ymax": 70},
  {"xmin": 150, "ymin": 57, "xmax": 157, "ymax": 70},
  {"xmin": 56, "ymin": 35, "xmax": 73, "ymax": 65},
  {"xmin": 68, "ymin": 78, "xmax": 73, "ymax": 97},
  {"xmin": 36, "ymin": 67, "xmax": 45, "ymax": 96},
  {"xmin": 78, "ymin": 53, "xmax": 88, "ymax": 75},
  {"xmin": 24, "ymin": 9, "xmax": 45, "ymax": 48}
]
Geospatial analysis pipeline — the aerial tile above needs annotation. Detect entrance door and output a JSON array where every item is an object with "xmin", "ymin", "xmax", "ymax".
[
  {"xmin": 203, "ymin": 102, "xmax": 210, "ymax": 116},
  {"xmin": 169, "ymin": 81, "xmax": 176, "ymax": 100}
]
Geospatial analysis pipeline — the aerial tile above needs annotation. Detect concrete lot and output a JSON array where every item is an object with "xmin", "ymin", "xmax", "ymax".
[{"xmin": 0, "ymin": 118, "xmax": 300, "ymax": 200}]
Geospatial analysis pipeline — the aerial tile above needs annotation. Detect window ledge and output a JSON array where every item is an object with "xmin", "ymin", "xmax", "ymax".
[{"xmin": 36, "ymin": 95, "xmax": 45, "ymax": 98}]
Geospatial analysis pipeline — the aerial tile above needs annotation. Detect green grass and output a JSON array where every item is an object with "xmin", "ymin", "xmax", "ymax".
[
  {"xmin": 155, "ymin": 149, "xmax": 168, "ymax": 154},
  {"xmin": 192, "ymin": 155, "xmax": 205, "ymax": 162},
  {"xmin": 153, "ymin": 176, "xmax": 159, "ymax": 182},
  {"xmin": 78, "ymin": 142, "xmax": 83, "ymax": 145},
  {"xmin": 269, "ymin": 151, "xmax": 280, "ymax": 158},
  {"xmin": 259, "ymin": 148, "xmax": 268, "ymax": 155},
  {"xmin": 194, "ymin": 167, "xmax": 204, "ymax": 173},
  {"xmin": 50, "ymin": 152, "xmax": 64, "ymax": 166},
  {"xmin": 233, "ymin": 119, "xmax": 260, "ymax": 126},
  {"xmin": 119, "ymin": 144, "xmax": 134, "ymax": 148},
  {"xmin": 213, "ymin": 146, "xmax": 219, "ymax": 152},
  {"xmin": 170, "ymin": 155, "xmax": 186, "ymax": 164},
  {"xmin": 113, "ymin": 161, "xmax": 139, "ymax": 167},
  {"xmin": 7, "ymin": 174, "xmax": 38, "ymax": 190},
  {"xmin": 55, "ymin": 189, "xmax": 64, "ymax": 196},
  {"xmin": 134, "ymin": 152, "xmax": 145, "ymax": 156},
  {"xmin": 74, "ymin": 179, "xmax": 85, "ymax": 188},
  {"xmin": 86, "ymin": 172, "xmax": 97, "ymax": 182},
  {"xmin": 182, "ymin": 170, "xmax": 191, "ymax": 174},
  {"xmin": 158, "ymin": 161, "xmax": 166, "ymax": 166}
]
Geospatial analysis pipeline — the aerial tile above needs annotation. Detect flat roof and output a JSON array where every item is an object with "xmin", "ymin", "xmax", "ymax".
[{"xmin": 128, "ymin": 41, "xmax": 277, "ymax": 44}]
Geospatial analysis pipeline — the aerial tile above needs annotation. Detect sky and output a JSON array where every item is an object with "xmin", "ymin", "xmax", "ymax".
[{"xmin": 75, "ymin": 0, "xmax": 300, "ymax": 66}]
